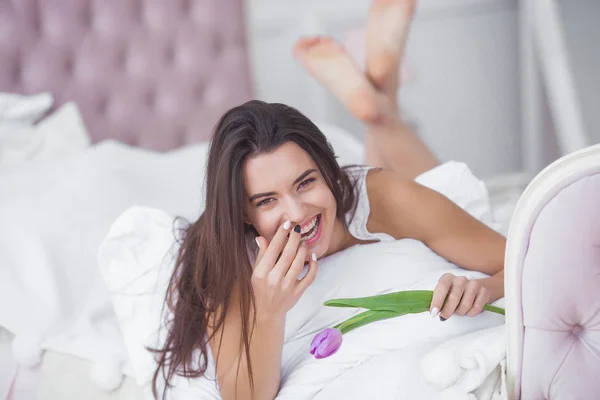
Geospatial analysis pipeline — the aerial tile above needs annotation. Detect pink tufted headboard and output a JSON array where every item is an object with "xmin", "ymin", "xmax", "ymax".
[
  {"xmin": 0, "ymin": 0, "xmax": 253, "ymax": 150},
  {"xmin": 505, "ymin": 143, "xmax": 600, "ymax": 399}
]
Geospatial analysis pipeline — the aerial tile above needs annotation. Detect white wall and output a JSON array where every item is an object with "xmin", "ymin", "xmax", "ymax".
[{"xmin": 244, "ymin": 0, "xmax": 521, "ymax": 179}]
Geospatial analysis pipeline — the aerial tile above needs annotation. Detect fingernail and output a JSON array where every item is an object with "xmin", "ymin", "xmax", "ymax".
[
  {"xmin": 430, "ymin": 307, "xmax": 439, "ymax": 318},
  {"xmin": 283, "ymin": 221, "xmax": 291, "ymax": 230},
  {"xmin": 255, "ymin": 237, "xmax": 260, "ymax": 248},
  {"xmin": 312, "ymin": 253, "xmax": 317, "ymax": 262},
  {"xmin": 294, "ymin": 224, "xmax": 301, "ymax": 233},
  {"xmin": 440, "ymin": 316, "xmax": 447, "ymax": 322}
]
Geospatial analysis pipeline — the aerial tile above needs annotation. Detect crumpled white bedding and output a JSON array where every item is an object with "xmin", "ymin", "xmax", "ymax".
[
  {"xmin": 0, "ymin": 92, "xmax": 90, "ymax": 167},
  {"xmin": 421, "ymin": 324, "xmax": 507, "ymax": 400},
  {"xmin": 0, "ymin": 140, "xmax": 208, "ymax": 392},
  {"xmin": 0, "ymin": 92, "xmax": 512, "ymax": 399},
  {"xmin": 98, "ymin": 160, "xmax": 506, "ymax": 400}
]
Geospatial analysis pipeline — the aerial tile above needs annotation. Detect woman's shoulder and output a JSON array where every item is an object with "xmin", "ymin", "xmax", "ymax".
[
  {"xmin": 364, "ymin": 168, "xmax": 414, "ymax": 204},
  {"xmin": 363, "ymin": 168, "xmax": 419, "ymax": 238}
]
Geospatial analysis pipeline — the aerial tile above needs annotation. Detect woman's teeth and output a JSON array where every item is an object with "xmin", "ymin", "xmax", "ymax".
[
  {"xmin": 300, "ymin": 215, "xmax": 318, "ymax": 235},
  {"xmin": 301, "ymin": 215, "xmax": 320, "ymax": 239}
]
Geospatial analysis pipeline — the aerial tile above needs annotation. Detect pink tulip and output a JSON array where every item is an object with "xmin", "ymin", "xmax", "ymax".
[{"xmin": 309, "ymin": 328, "xmax": 343, "ymax": 359}]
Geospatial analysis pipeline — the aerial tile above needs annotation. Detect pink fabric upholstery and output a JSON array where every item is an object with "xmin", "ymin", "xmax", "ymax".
[
  {"xmin": 520, "ymin": 172, "xmax": 600, "ymax": 399},
  {"xmin": 0, "ymin": 0, "xmax": 252, "ymax": 150},
  {"xmin": 506, "ymin": 144, "xmax": 600, "ymax": 399}
]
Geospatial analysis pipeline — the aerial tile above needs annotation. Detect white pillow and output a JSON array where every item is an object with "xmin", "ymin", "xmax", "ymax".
[
  {"xmin": 0, "ymin": 92, "xmax": 90, "ymax": 167},
  {"xmin": 0, "ymin": 92, "xmax": 52, "ymax": 123},
  {"xmin": 0, "ymin": 140, "xmax": 208, "ymax": 389},
  {"xmin": 98, "ymin": 206, "xmax": 218, "ymax": 398}
]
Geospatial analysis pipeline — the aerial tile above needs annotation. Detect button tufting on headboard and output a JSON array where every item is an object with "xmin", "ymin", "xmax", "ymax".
[
  {"xmin": 0, "ymin": 0, "xmax": 253, "ymax": 150},
  {"xmin": 520, "ymin": 172, "xmax": 600, "ymax": 399}
]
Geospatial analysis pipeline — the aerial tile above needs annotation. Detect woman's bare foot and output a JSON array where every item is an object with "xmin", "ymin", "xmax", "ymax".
[
  {"xmin": 293, "ymin": 36, "xmax": 393, "ymax": 124},
  {"xmin": 366, "ymin": 0, "xmax": 416, "ymax": 98}
]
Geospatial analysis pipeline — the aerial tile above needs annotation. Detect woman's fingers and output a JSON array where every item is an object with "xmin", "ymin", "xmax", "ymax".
[
  {"xmin": 254, "ymin": 236, "xmax": 268, "ymax": 265},
  {"xmin": 283, "ymin": 242, "xmax": 307, "ymax": 289},
  {"xmin": 254, "ymin": 221, "xmax": 292, "ymax": 276},
  {"xmin": 467, "ymin": 287, "xmax": 489, "ymax": 317},
  {"xmin": 454, "ymin": 280, "xmax": 478, "ymax": 316},
  {"xmin": 273, "ymin": 224, "xmax": 302, "ymax": 276},
  {"xmin": 430, "ymin": 273, "xmax": 453, "ymax": 318},
  {"xmin": 295, "ymin": 252, "xmax": 318, "ymax": 297},
  {"xmin": 439, "ymin": 276, "xmax": 468, "ymax": 320},
  {"xmin": 432, "ymin": 274, "xmax": 491, "ymax": 320}
]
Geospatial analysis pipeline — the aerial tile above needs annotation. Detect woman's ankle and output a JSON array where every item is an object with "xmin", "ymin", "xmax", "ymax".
[{"xmin": 365, "ymin": 108, "xmax": 403, "ymax": 131}]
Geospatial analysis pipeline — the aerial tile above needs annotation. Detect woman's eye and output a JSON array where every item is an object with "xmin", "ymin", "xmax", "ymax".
[
  {"xmin": 256, "ymin": 198, "xmax": 274, "ymax": 207},
  {"xmin": 298, "ymin": 177, "xmax": 315, "ymax": 189}
]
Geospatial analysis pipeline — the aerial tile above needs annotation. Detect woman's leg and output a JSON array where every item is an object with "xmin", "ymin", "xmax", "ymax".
[
  {"xmin": 294, "ymin": 0, "xmax": 439, "ymax": 179},
  {"xmin": 364, "ymin": 0, "xmax": 439, "ymax": 178}
]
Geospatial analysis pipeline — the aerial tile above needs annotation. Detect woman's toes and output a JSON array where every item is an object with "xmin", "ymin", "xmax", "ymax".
[
  {"xmin": 366, "ymin": 0, "xmax": 416, "ymax": 95},
  {"xmin": 293, "ymin": 36, "xmax": 387, "ymax": 124}
]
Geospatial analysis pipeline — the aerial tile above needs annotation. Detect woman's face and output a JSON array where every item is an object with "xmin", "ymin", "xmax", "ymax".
[{"xmin": 243, "ymin": 142, "xmax": 338, "ymax": 259}]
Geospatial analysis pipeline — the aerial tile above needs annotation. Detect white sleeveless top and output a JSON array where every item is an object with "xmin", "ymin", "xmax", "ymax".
[{"xmin": 344, "ymin": 165, "xmax": 395, "ymax": 243}]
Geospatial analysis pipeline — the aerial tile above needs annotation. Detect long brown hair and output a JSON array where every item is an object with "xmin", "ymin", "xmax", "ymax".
[{"xmin": 151, "ymin": 100, "xmax": 358, "ymax": 398}]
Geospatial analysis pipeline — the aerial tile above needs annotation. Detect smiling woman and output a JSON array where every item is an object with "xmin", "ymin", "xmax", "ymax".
[
  {"xmin": 151, "ymin": 96, "xmax": 506, "ymax": 400},
  {"xmin": 150, "ymin": 100, "xmax": 366, "ymax": 400},
  {"xmin": 243, "ymin": 142, "xmax": 353, "ymax": 260},
  {"xmin": 150, "ymin": 0, "xmax": 507, "ymax": 398}
]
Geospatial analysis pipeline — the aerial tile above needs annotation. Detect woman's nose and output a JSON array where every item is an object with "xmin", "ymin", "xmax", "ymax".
[{"xmin": 284, "ymin": 198, "xmax": 306, "ymax": 224}]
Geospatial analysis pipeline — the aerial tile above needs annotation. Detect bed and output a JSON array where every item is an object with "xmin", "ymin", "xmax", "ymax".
[{"xmin": 1, "ymin": 0, "xmax": 599, "ymax": 399}]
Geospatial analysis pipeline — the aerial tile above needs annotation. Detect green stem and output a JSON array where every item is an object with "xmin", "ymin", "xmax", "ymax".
[
  {"xmin": 483, "ymin": 304, "xmax": 505, "ymax": 315},
  {"xmin": 334, "ymin": 309, "xmax": 401, "ymax": 335}
]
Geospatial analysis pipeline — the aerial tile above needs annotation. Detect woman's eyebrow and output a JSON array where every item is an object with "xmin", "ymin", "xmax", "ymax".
[
  {"xmin": 292, "ymin": 169, "xmax": 317, "ymax": 185},
  {"xmin": 248, "ymin": 191, "xmax": 276, "ymax": 203},
  {"xmin": 248, "ymin": 169, "xmax": 317, "ymax": 203}
]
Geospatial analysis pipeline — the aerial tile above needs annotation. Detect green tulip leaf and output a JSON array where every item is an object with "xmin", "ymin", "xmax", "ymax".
[
  {"xmin": 334, "ymin": 309, "xmax": 403, "ymax": 335},
  {"xmin": 325, "ymin": 290, "xmax": 433, "ymax": 314}
]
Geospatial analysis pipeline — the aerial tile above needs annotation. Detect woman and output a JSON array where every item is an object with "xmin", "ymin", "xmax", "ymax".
[{"xmin": 152, "ymin": 0, "xmax": 505, "ymax": 399}]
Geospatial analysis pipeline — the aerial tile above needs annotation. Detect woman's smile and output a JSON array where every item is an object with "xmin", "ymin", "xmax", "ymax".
[{"xmin": 300, "ymin": 213, "xmax": 322, "ymax": 246}]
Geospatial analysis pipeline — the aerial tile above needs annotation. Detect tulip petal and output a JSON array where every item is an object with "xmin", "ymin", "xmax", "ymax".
[{"xmin": 309, "ymin": 328, "xmax": 343, "ymax": 359}]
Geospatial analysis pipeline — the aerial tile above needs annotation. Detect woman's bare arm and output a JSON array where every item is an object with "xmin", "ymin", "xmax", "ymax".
[
  {"xmin": 208, "ymin": 288, "xmax": 284, "ymax": 400},
  {"xmin": 366, "ymin": 169, "xmax": 505, "ymax": 301},
  {"xmin": 208, "ymin": 223, "xmax": 318, "ymax": 400}
]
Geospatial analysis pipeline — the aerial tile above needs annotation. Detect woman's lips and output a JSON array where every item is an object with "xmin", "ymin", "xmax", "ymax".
[{"xmin": 302, "ymin": 214, "xmax": 322, "ymax": 246}]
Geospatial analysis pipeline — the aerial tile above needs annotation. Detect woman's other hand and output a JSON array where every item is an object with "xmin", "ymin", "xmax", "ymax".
[
  {"xmin": 429, "ymin": 273, "xmax": 492, "ymax": 321},
  {"xmin": 251, "ymin": 221, "xmax": 318, "ymax": 322}
]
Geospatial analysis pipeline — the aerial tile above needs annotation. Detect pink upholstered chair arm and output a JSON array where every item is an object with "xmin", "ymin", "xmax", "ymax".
[{"xmin": 505, "ymin": 143, "xmax": 600, "ymax": 399}]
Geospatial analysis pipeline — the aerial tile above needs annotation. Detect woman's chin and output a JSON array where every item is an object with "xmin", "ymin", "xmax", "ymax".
[{"xmin": 306, "ymin": 235, "xmax": 330, "ymax": 260}]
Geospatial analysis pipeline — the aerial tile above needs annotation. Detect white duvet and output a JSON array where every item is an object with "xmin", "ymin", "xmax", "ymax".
[{"xmin": 98, "ymin": 161, "xmax": 506, "ymax": 400}]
